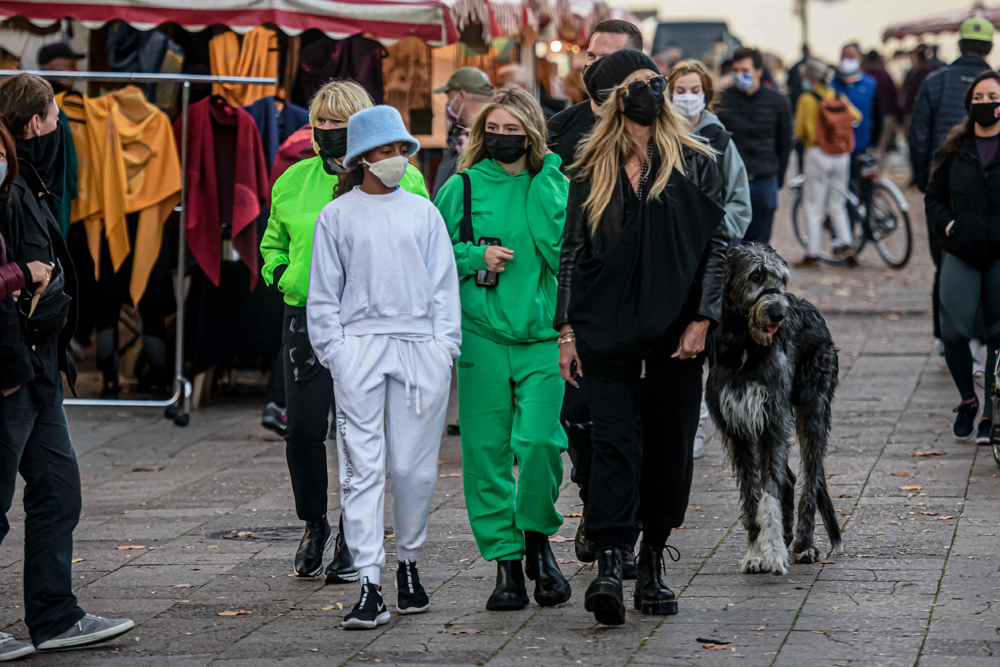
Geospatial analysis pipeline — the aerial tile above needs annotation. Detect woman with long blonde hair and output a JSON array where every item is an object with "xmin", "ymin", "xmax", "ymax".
[
  {"xmin": 434, "ymin": 86, "xmax": 572, "ymax": 611},
  {"xmin": 553, "ymin": 50, "xmax": 729, "ymax": 626},
  {"xmin": 259, "ymin": 79, "xmax": 429, "ymax": 585}
]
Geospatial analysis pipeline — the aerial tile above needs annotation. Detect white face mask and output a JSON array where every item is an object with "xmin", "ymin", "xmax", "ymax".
[
  {"xmin": 0, "ymin": 161, "xmax": 6, "ymax": 186},
  {"xmin": 839, "ymin": 58, "xmax": 861, "ymax": 76},
  {"xmin": 362, "ymin": 155, "xmax": 409, "ymax": 188},
  {"xmin": 672, "ymin": 93, "xmax": 706, "ymax": 120}
]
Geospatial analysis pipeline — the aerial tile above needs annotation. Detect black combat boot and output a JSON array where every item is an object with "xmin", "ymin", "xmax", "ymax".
[
  {"xmin": 633, "ymin": 542, "xmax": 678, "ymax": 615},
  {"xmin": 584, "ymin": 546, "xmax": 625, "ymax": 625},
  {"xmin": 524, "ymin": 532, "xmax": 572, "ymax": 606},
  {"xmin": 486, "ymin": 560, "xmax": 529, "ymax": 611}
]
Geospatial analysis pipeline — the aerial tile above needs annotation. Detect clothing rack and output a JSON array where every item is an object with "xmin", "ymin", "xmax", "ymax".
[{"xmin": 0, "ymin": 70, "xmax": 278, "ymax": 426}]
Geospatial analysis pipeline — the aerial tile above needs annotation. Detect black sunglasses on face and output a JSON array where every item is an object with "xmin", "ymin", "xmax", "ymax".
[{"xmin": 623, "ymin": 75, "xmax": 667, "ymax": 99}]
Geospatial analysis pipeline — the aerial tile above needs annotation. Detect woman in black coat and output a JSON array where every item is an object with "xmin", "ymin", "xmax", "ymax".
[
  {"xmin": 554, "ymin": 50, "xmax": 728, "ymax": 626},
  {"xmin": 926, "ymin": 70, "xmax": 1000, "ymax": 444}
]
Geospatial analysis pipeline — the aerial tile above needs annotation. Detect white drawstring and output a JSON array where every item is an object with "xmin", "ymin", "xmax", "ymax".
[{"xmin": 396, "ymin": 339, "xmax": 422, "ymax": 416}]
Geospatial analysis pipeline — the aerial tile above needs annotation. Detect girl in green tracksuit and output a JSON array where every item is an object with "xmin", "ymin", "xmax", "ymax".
[
  {"xmin": 434, "ymin": 87, "xmax": 570, "ymax": 611},
  {"xmin": 259, "ymin": 80, "xmax": 428, "ymax": 583}
]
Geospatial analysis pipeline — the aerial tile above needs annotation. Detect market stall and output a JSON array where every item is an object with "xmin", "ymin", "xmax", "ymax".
[{"xmin": 883, "ymin": 6, "xmax": 1000, "ymax": 42}]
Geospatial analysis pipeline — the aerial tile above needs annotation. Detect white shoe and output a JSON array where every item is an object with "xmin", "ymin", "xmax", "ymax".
[
  {"xmin": 0, "ymin": 633, "xmax": 34, "ymax": 661},
  {"xmin": 935, "ymin": 340, "xmax": 947, "ymax": 368},
  {"xmin": 36, "ymin": 614, "xmax": 134, "ymax": 651}
]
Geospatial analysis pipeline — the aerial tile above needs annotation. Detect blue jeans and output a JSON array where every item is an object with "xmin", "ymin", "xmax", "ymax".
[
  {"xmin": 0, "ymin": 384, "xmax": 85, "ymax": 645},
  {"xmin": 743, "ymin": 176, "xmax": 780, "ymax": 245}
]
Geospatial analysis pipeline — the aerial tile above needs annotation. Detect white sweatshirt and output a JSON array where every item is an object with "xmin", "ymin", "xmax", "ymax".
[{"xmin": 307, "ymin": 186, "xmax": 462, "ymax": 370}]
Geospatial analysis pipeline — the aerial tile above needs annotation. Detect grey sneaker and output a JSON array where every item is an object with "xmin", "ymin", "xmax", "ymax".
[
  {"xmin": 692, "ymin": 425, "xmax": 707, "ymax": 460},
  {"xmin": 36, "ymin": 614, "xmax": 134, "ymax": 651},
  {"xmin": 0, "ymin": 632, "xmax": 34, "ymax": 661}
]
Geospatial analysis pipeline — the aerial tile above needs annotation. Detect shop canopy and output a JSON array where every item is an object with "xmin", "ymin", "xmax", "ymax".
[
  {"xmin": 882, "ymin": 7, "xmax": 1000, "ymax": 42},
  {"xmin": 0, "ymin": 0, "xmax": 461, "ymax": 46}
]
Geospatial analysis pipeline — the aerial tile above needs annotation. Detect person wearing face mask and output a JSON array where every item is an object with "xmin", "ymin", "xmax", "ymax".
[
  {"xmin": 926, "ymin": 71, "xmax": 1000, "ymax": 446},
  {"xmin": 556, "ymin": 50, "xmax": 728, "ymax": 626},
  {"xmin": 718, "ymin": 47, "xmax": 793, "ymax": 245},
  {"xmin": 307, "ymin": 105, "xmax": 461, "ymax": 629},
  {"xmin": 667, "ymin": 59, "xmax": 751, "ymax": 461},
  {"xmin": 260, "ymin": 80, "xmax": 429, "ymax": 585},
  {"xmin": 832, "ymin": 42, "xmax": 882, "ymax": 188},
  {"xmin": 0, "ymin": 75, "xmax": 135, "ymax": 659},
  {"xmin": 434, "ymin": 87, "xmax": 571, "ymax": 612},
  {"xmin": 430, "ymin": 67, "xmax": 493, "ymax": 198}
]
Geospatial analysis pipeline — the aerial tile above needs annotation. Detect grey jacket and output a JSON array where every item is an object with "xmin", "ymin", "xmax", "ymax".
[{"xmin": 695, "ymin": 111, "xmax": 753, "ymax": 241}]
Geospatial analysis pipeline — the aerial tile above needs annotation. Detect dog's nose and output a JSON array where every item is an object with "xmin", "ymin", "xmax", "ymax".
[{"xmin": 767, "ymin": 307, "xmax": 786, "ymax": 322}]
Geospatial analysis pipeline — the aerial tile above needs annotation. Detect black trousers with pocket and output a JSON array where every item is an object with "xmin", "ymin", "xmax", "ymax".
[
  {"xmin": 579, "ymin": 348, "xmax": 703, "ymax": 551},
  {"xmin": 282, "ymin": 306, "xmax": 335, "ymax": 522},
  {"xmin": 0, "ymin": 384, "xmax": 86, "ymax": 645}
]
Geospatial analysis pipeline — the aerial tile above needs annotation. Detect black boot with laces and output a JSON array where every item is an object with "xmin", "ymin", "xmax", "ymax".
[
  {"xmin": 584, "ymin": 547, "xmax": 625, "ymax": 625},
  {"xmin": 396, "ymin": 560, "xmax": 429, "ymax": 614},
  {"xmin": 342, "ymin": 577, "xmax": 390, "ymax": 630},
  {"xmin": 633, "ymin": 542, "xmax": 679, "ymax": 615}
]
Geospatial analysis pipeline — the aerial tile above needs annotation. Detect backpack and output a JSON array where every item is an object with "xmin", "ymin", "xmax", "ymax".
[{"xmin": 811, "ymin": 91, "xmax": 855, "ymax": 155}]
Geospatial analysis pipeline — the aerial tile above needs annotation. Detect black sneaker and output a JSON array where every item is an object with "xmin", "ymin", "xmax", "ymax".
[
  {"xmin": 343, "ymin": 578, "xmax": 390, "ymax": 630},
  {"xmin": 976, "ymin": 419, "xmax": 992, "ymax": 445},
  {"xmin": 953, "ymin": 399, "xmax": 979, "ymax": 440},
  {"xmin": 396, "ymin": 560, "xmax": 429, "ymax": 614},
  {"xmin": 261, "ymin": 402, "xmax": 288, "ymax": 437}
]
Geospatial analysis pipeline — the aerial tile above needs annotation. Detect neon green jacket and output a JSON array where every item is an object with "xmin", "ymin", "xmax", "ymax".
[
  {"xmin": 434, "ymin": 153, "xmax": 567, "ymax": 344},
  {"xmin": 261, "ymin": 156, "xmax": 430, "ymax": 306}
]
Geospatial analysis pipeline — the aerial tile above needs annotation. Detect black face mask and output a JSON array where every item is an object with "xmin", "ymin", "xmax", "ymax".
[
  {"xmin": 314, "ymin": 127, "xmax": 348, "ymax": 175},
  {"xmin": 484, "ymin": 132, "xmax": 528, "ymax": 164},
  {"xmin": 16, "ymin": 123, "xmax": 64, "ymax": 201},
  {"xmin": 970, "ymin": 102, "xmax": 1000, "ymax": 128},
  {"xmin": 622, "ymin": 78, "xmax": 666, "ymax": 127}
]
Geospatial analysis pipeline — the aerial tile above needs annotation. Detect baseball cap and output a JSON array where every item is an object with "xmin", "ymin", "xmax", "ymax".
[
  {"xmin": 960, "ymin": 17, "xmax": 994, "ymax": 43},
  {"xmin": 38, "ymin": 43, "xmax": 85, "ymax": 67},
  {"xmin": 433, "ymin": 67, "xmax": 493, "ymax": 96}
]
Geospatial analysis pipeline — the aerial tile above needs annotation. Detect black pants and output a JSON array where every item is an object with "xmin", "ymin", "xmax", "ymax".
[
  {"xmin": 282, "ymin": 306, "xmax": 335, "ymax": 522},
  {"xmin": 0, "ymin": 385, "xmax": 86, "ymax": 645},
  {"xmin": 581, "ymin": 351, "xmax": 702, "ymax": 550},
  {"xmin": 561, "ymin": 379, "xmax": 592, "ymax": 503}
]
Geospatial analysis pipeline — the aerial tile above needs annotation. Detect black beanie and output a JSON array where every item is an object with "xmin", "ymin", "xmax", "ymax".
[{"xmin": 583, "ymin": 49, "xmax": 660, "ymax": 106}]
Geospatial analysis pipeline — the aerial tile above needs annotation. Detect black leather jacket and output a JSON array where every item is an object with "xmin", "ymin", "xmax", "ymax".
[{"xmin": 554, "ymin": 147, "xmax": 728, "ymax": 330}]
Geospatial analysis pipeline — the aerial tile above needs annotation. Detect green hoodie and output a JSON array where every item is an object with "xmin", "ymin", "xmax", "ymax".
[
  {"xmin": 434, "ymin": 153, "xmax": 567, "ymax": 344},
  {"xmin": 261, "ymin": 156, "xmax": 429, "ymax": 306}
]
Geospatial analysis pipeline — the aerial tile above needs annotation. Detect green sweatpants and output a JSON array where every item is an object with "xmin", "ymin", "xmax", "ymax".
[{"xmin": 457, "ymin": 329, "xmax": 567, "ymax": 562}]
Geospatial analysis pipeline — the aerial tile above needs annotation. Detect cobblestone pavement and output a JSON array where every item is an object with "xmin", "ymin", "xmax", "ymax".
[{"xmin": 3, "ymin": 183, "xmax": 999, "ymax": 666}]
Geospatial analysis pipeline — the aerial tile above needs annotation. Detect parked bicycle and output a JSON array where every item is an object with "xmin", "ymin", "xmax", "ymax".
[{"xmin": 790, "ymin": 153, "xmax": 912, "ymax": 269}]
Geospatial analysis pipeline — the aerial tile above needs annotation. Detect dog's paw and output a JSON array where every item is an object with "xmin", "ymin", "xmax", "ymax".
[
  {"xmin": 759, "ymin": 552, "xmax": 789, "ymax": 576},
  {"xmin": 793, "ymin": 545, "xmax": 820, "ymax": 564},
  {"xmin": 741, "ymin": 555, "xmax": 764, "ymax": 574}
]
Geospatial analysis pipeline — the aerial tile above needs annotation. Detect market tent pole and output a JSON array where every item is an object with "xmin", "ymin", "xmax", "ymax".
[{"xmin": 0, "ymin": 70, "xmax": 277, "ymax": 426}]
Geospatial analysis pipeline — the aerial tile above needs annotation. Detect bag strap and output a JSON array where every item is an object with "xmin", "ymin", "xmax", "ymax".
[{"xmin": 459, "ymin": 171, "xmax": 474, "ymax": 245}]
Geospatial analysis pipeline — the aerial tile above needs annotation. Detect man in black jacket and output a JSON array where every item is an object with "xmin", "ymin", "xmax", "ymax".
[
  {"xmin": 547, "ymin": 19, "xmax": 643, "ymax": 171},
  {"xmin": 908, "ymin": 17, "xmax": 993, "ymax": 343},
  {"xmin": 718, "ymin": 47, "xmax": 793, "ymax": 244},
  {"xmin": 0, "ymin": 73, "xmax": 133, "ymax": 660}
]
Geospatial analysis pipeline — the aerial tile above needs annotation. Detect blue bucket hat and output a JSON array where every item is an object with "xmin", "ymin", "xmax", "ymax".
[{"xmin": 344, "ymin": 105, "xmax": 420, "ymax": 168}]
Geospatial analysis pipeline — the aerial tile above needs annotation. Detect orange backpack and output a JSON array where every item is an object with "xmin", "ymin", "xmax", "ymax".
[{"xmin": 811, "ymin": 92, "xmax": 855, "ymax": 155}]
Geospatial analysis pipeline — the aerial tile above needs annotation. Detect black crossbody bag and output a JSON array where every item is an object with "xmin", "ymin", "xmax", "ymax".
[{"xmin": 459, "ymin": 172, "xmax": 501, "ymax": 288}]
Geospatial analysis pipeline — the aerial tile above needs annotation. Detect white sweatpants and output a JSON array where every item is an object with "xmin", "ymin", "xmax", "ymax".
[
  {"xmin": 803, "ymin": 146, "xmax": 853, "ymax": 257},
  {"xmin": 332, "ymin": 334, "xmax": 452, "ymax": 586}
]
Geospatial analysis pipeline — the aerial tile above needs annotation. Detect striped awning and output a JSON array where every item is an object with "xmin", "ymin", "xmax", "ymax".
[
  {"xmin": 0, "ymin": 0, "xmax": 460, "ymax": 46},
  {"xmin": 883, "ymin": 8, "xmax": 1000, "ymax": 42}
]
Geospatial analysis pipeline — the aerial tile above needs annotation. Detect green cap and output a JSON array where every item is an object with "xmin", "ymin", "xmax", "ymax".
[
  {"xmin": 960, "ymin": 17, "xmax": 994, "ymax": 42},
  {"xmin": 433, "ymin": 66, "xmax": 494, "ymax": 96}
]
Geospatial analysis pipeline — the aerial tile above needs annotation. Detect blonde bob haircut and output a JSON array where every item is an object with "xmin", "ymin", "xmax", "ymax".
[
  {"xmin": 666, "ymin": 60, "xmax": 716, "ymax": 112},
  {"xmin": 458, "ymin": 87, "xmax": 547, "ymax": 175},
  {"xmin": 308, "ymin": 79, "xmax": 374, "ymax": 152},
  {"xmin": 572, "ymin": 69, "xmax": 715, "ymax": 231}
]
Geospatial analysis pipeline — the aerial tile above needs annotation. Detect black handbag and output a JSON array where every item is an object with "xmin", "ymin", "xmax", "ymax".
[{"xmin": 17, "ymin": 258, "xmax": 72, "ymax": 345}]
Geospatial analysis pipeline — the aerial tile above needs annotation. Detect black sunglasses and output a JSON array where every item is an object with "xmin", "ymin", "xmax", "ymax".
[{"xmin": 623, "ymin": 75, "xmax": 667, "ymax": 99}]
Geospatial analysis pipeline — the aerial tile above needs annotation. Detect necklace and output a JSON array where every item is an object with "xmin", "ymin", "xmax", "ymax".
[{"xmin": 634, "ymin": 139, "xmax": 655, "ymax": 203}]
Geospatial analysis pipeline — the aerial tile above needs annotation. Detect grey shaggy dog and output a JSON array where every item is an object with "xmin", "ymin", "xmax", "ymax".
[{"xmin": 706, "ymin": 243, "xmax": 842, "ymax": 575}]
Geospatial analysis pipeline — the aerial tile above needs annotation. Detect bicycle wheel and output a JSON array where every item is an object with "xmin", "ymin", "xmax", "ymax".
[{"xmin": 869, "ymin": 182, "xmax": 912, "ymax": 269}]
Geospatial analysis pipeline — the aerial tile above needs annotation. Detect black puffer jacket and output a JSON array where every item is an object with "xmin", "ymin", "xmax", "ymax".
[
  {"xmin": 554, "ymin": 146, "xmax": 728, "ymax": 331},
  {"xmin": 925, "ymin": 133, "xmax": 1000, "ymax": 270}
]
